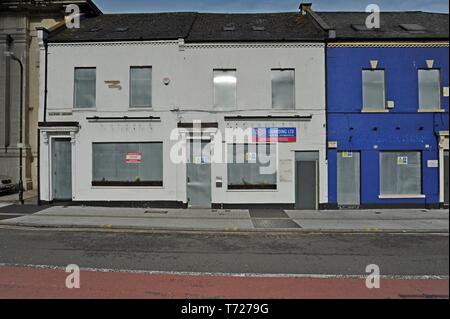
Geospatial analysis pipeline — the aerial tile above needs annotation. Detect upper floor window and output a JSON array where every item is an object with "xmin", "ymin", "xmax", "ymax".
[
  {"xmin": 214, "ymin": 69, "xmax": 236, "ymax": 110},
  {"xmin": 74, "ymin": 67, "xmax": 96, "ymax": 108},
  {"xmin": 130, "ymin": 66, "xmax": 152, "ymax": 108},
  {"xmin": 362, "ymin": 69, "xmax": 386, "ymax": 111},
  {"xmin": 418, "ymin": 69, "xmax": 441, "ymax": 111},
  {"xmin": 272, "ymin": 69, "xmax": 295, "ymax": 110}
]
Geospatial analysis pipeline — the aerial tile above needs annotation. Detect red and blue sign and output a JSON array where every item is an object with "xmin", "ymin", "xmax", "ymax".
[{"xmin": 252, "ymin": 128, "xmax": 297, "ymax": 143}]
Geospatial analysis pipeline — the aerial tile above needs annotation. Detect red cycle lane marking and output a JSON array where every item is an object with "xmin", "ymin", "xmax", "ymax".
[{"xmin": 0, "ymin": 266, "xmax": 448, "ymax": 299}]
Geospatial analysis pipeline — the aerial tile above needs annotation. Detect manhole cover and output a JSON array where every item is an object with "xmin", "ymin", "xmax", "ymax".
[{"xmin": 252, "ymin": 219, "xmax": 301, "ymax": 229}]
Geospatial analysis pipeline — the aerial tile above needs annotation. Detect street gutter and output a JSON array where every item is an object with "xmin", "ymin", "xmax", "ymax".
[{"xmin": 0, "ymin": 223, "xmax": 448, "ymax": 235}]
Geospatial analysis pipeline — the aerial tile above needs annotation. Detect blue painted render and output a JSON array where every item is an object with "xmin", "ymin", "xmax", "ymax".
[{"xmin": 327, "ymin": 46, "xmax": 449, "ymax": 206}]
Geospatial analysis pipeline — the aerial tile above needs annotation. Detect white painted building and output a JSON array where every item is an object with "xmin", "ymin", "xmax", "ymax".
[{"xmin": 37, "ymin": 12, "xmax": 328, "ymax": 209}]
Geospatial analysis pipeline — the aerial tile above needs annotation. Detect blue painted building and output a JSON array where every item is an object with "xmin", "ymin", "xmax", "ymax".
[{"xmin": 310, "ymin": 10, "xmax": 449, "ymax": 208}]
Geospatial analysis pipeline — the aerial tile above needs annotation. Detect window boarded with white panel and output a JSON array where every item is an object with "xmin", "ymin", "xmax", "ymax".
[{"xmin": 380, "ymin": 151, "xmax": 422, "ymax": 196}]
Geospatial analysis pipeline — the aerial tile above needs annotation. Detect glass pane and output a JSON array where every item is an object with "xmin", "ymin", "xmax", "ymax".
[
  {"xmin": 380, "ymin": 151, "xmax": 421, "ymax": 195},
  {"xmin": 419, "ymin": 69, "xmax": 440, "ymax": 110},
  {"xmin": 130, "ymin": 67, "xmax": 152, "ymax": 107},
  {"xmin": 272, "ymin": 69, "xmax": 295, "ymax": 110},
  {"xmin": 74, "ymin": 68, "xmax": 96, "ymax": 108},
  {"xmin": 214, "ymin": 70, "xmax": 236, "ymax": 110},
  {"xmin": 363, "ymin": 70, "xmax": 385, "ymax": 110},
  {"xmin": 227, "ymin": 144, "xmax": 277, "ymax": 187},
  {"xmin": 93, "ymin": 143, "xmax": 163, "ymax": 183}
]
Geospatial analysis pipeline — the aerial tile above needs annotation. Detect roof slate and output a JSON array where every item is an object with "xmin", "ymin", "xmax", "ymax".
[
  {"xmin": 47, "ymin": 11, "xmax": 449, "ymax": 43},
  {"xmin": 317, "ymin": 11, "xmax": 449, "ymax": 40},
  {"xmin": 48, "ymin": 12, "xmax": 198, "ymax": 42},
  {"xmin": 186, "ymin": 13, "xmax": 327, "ymax": 42}
]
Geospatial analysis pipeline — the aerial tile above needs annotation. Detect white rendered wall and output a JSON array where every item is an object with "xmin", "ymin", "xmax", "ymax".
[{"xmin": 40, "ymin": 41, "xmax": 327, "ymax": 205}]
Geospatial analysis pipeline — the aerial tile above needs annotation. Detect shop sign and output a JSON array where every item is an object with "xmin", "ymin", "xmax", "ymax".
[
  {"xmin": 252, "ymin": 128, "xmax": 297, "ymax": 143},
  {"xmin": 126, "ymin": 153, "xmax": 143, "ymax": 163}
]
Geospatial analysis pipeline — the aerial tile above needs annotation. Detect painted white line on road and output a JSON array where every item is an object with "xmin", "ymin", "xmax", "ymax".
[
  {"xmin": 0, "ymin": 263, "xmax": 448, "ymax": 280},
  {"xmin": 0, "ymin": 203, "xmax": 12, "ymax": 209}
]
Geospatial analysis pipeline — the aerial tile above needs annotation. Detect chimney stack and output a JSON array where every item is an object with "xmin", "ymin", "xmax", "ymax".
[{"xmin": 299, "ymin": 3, "xmax": 313, "ymax": 15}]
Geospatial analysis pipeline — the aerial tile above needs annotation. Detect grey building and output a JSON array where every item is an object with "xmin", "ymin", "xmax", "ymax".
[{"xmin": 0, "ymin": 0, "xmax": 100, "ymax": 190}]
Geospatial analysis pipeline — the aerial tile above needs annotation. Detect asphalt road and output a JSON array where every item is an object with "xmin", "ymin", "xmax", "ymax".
[{"xmin": 0, "ymin": 229, "xmax": 448, "ymax": 276}]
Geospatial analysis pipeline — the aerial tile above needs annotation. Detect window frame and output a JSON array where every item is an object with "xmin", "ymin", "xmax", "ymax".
[
  {"xmin": 362, "ymin": 68, "xmax": 387, "ymax": 112},
  {"xmin": 213, "ymin": 69, "xmax": 237, "ymax": 110},
  {"xmin": 379, "ymin": 150, "xmax": 423, "ymax": 198},
  {"xmin": 271, "ymin": 68, "xmax": 296, "ymax": 110},
  {"xmin": 129, "ymin": 66, "xmax": 153, "ymax": 108},
  {"xmin": 418, "ymin": 68, "xmax": 442, "ymax": 112},
  {"xmin": 227, "ymin": 143, "xmax": 278, "ymax": 190},
  {"xmin": 73, "ymin": 67, "xmax": 97, "ymax": 109},
  {"xmin": 91, "ymin": 141, "xmax": 163, "ymax": 187}
]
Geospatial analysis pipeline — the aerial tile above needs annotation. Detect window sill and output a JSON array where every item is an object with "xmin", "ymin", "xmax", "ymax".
[
  {"xmin": 378, "ymin": 194, "xmax": 426, "ymax": 199},
  {"xmin": 227, "ymin": 185, "xmax": 278, "ymax": 192},
  {"xmin": 417, "ymin": 109, "xmax": 444, "ymax": 113},
  {"xmin": 361, "ymin": 109, "xmax": 389, "ymax": 113},
  {"xmin": 73, "ymin": 108, "xmax": 97, "ymax": 112},
  {"xmin": 128, "ymin": 107, "xmax": 153, "ymax": 111},
  {"xmin": 92, "ymin": 181, "xmax": 163, "ymax": 187}
]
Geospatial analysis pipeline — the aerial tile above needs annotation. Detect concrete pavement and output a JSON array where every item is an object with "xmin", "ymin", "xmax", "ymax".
[
  {"xmin": 0, "ymin": 205, "xmax": 448, "ymax": 233},
  {"xmin": 0, "ymin": 190, "xmax": 37, "ymax": 203}
]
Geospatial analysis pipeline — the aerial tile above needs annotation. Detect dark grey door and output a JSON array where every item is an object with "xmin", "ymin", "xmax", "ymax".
[
  {"xmin": 445, "ymin": 151, "xmax": 449, "ymax": 206},
  {"xmin": 52, "ymin": 138, "xmax": 72, "ymax": 200},
  {"xmin": 295, "ymin": 160, "xmax": 318, "ymax": 210},
  {"xmin": 337, "ymin": 151, "xmax": 360, "ymax": 206},
  {"xmin": 187, "ymin": 141, "xmax": 211, "ymax": 208}
]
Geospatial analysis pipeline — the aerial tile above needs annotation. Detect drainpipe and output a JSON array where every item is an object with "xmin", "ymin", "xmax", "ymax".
[
  {"xmin": 37, "ymin": 28, "xmax": 49, "ymax": 205},
  {"xmin": 300, "ymin": 3, "xmax": 336, "ymax": 207},
  {"xmin": 299, "ymin": 3, "xmax": 336, "ymax": 161}
]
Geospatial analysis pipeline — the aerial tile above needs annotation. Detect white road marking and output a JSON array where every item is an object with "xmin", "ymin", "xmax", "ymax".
[
  {"xmin": 0, "ymin": 263, "xmax": 447, "ymax": 280},
  {"xmin": 0, "ymin": 203, "xmax": 12, "ymax": 209}
]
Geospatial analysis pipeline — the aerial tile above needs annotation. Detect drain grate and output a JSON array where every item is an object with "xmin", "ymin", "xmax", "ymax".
[
  {"xmin": 252, "ymin": 219, "xmax": 301, "ymax": 229},
  {"xmin": 249, "ymin": 209, "xmax": 289, "ymax": 219}
]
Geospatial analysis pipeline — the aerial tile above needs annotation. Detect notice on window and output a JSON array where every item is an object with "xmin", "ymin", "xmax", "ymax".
[
  {"xmin": 342, "ymin": 151, "xmax": 353, "ymax": 158},
  {"xmin": 397, "ymin": 156, "xmax": 408, "ymax": 165},
  {"xmin": 126, "ymin": 153, "xmax": 143, "ymax": 163},
  {"xmin": 245, "ymin": 152, "xmax": 257, "ymax": 161},
  {"xmin": 193, "ymin": 156, "xmax": 207, "ymax": 165}
]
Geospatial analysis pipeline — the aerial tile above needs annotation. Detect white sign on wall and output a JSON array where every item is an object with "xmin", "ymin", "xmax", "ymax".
[{"xmin": 427, "ymin": 160, "xmax": 439, "ymax": 168}]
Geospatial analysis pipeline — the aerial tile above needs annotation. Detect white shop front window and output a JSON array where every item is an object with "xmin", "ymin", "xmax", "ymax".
[
  {"xmin": 92, "ymin": 142, "xmax": 163, "ymax": 186},
  {"xmin": 379, "ymin": 151, "xmax": 422, "ymax": 197},
  {"xmin": 227, "ymin": 143, "xmax": 277, "ymax": 190}
]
